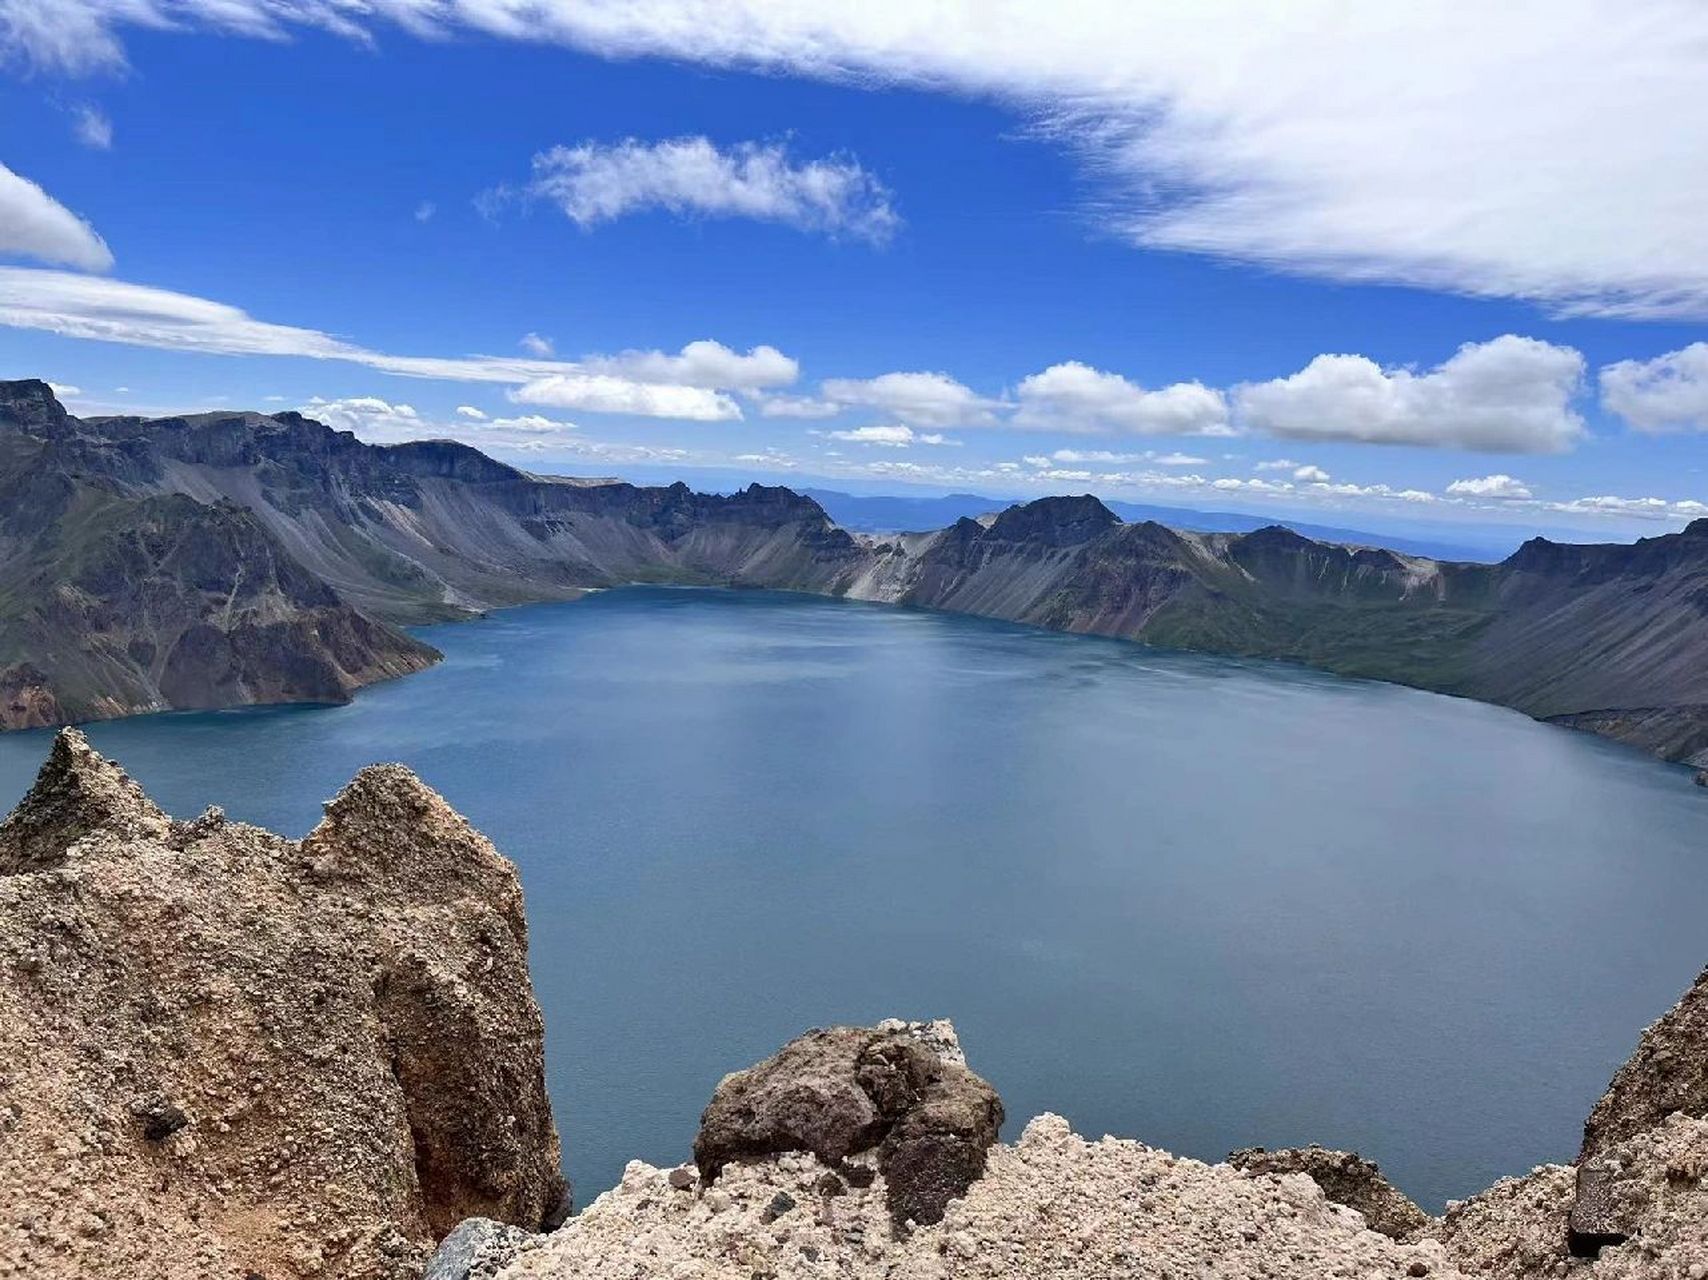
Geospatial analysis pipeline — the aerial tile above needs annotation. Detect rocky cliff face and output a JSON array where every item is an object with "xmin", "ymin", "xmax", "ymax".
[
  {"xmin": 0, "ymin": 731, "xmax": 566, "ymax": 1279},
  {"xmin": 9, "ymin": 380, "xmax": 1708, "ymax": 771}
]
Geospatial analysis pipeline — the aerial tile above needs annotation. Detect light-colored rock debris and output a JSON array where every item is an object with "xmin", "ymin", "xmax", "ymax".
[
  {"xmin": 0, "ymin": 730, "xmax": 566, "ymax": 1280},
  {"xmin": 500, "ymin": 1114, "xmax": 1466, "ymax": 1280}
]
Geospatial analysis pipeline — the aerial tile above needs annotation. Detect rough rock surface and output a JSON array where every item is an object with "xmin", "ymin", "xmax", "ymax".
[
  {"xmin": 500, "ymin": 1114, "xmax": 1466, "ymax": 1280},
  {"xmin": 1580, "ymin": 962, "xmax": 1708, "ymax": 1161},
  {"xmin": 693, "ymin": 1022, "xmax": 1003, "ymax": 1225},
  {"xmin": 0, "ymin": 730, "xmax": 566, "ymax": 1279},
  {"xmin": 1227, "ymin": 1143, "xmax": 1431, "ymax": 1239}
]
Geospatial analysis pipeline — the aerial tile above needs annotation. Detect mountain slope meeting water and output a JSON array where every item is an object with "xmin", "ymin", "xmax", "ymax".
[
  {"xmin": 1, "ymin": 587, "xmax": 1704, "ymax": 1210},
  {"xmin": 5, "ymin": 379, "xmax": 1708, "ymax": 771}
]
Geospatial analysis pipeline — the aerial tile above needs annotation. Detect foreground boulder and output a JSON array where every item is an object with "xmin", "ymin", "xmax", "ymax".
[
  {"xmin": 1226, "ymin": 1144, "xmax": 1430, "ymax": 1239},
  {"xmin": 693, "ymin": 1019, "xmax": 1004, "ymax": 1225},
  {"xmin": 0, "ymin": 730, "xmax": 566, "ymax": 1279}
]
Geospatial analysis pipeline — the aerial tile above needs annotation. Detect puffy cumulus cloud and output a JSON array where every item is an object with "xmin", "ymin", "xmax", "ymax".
[
  {"xmin": 1212, "ymin": 477, "xmax": 1294, "ymax": 495},
  {"xmin": 0, "ymin": 164, "xmax": 113, "ymax": 271},
  {"xmin": 0, "ymin": 268, "xmax": 781, "ymax": 420},
  {"xmin": 1447, "ymin": 474, "xmax": 1532, "ymax": 500},
  {"xmin": 823, "ymin": 424, "xmax": 956, "ymax": 448},
  {"xmin": 46, "ymin": 381, "xmax": 81, "ymax": 397},
  {"xmin": 455, "ymin": 405, "xmax": 487, "ymax": 419},
  {"xmin": 517, "ymin": 137, "xmax": 898, "ymax": 245},
  {"xmin": 509, "ymin": 373, "xmax": 739, "ymax": 421},
  {"xmin": 26, "ymin": 3, "xmax": 1708, "ymax": 316},
  {"xmin": 820, "ymin": 371, "xmax": 996, "ymax": 428},
  {"xmin": 1291, "ymin": 464, "xmax": 1330, "ymax": 483},
  {"xmin": 1308, "ymin": 481, "xmax": 1435, "ymax": 503},
  {"xmin": 1599, "ymin": 343, "xmax": 1708, "ymax": 432},
  {"xmin": 1234, "ymin": 336, "xmax": 1586, "ymax": 453},
  {"xmin": 588, "ymin": 339, "xmax": 798, "ymax": 390},
  {"xmin": 300, "ymin": 396, "xmax": 424, "ymax": 440},
  {"xmin": 519, "ymin": 332, "xmax": 554, "ymax": 357},
  {"xmin": 1012, "ymin": 362, "xmax": 1230, "ymax": 436}
]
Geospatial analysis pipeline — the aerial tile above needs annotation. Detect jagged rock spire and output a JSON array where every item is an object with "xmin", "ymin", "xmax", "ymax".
[{"xmin": 0, "ymin": 728, "xmax": 169, "ymax": 874}]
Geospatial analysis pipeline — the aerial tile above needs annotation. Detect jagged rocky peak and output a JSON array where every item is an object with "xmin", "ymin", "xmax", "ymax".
[
  {"xmin": 0, "ymin": 728, "xmax": 169, "ymax": 874},
  {"xmin": 986, "ymin": 493, "xmax": 1120, "ymax": 546},
  {"xmin": 0, "ymin": 732, "xmax": 565, "ymax": 1279},
  {"xmin": 0, "ymin": 377, "xmax": 72, "ymax": 435}
]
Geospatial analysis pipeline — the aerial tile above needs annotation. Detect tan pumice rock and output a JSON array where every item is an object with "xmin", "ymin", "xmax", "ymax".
[{"xmin": 0, "ymin": 730, "xmax": 566, "ymax": 1279}]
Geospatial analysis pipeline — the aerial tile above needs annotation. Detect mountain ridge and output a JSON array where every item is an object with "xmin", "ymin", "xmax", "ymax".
[{"xmin": 4, "ymin": 380, "xmax": 1708, "ymax": 771}]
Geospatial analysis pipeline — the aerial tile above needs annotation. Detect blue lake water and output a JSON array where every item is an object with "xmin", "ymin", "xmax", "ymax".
[{"xmin": 2, "ymin": 586, "xmax": 1705, "ymax": 1210}]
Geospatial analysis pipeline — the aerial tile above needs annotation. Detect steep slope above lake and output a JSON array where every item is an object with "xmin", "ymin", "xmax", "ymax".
[{"xmin": 4, "ymin": 379, "xmax": 1708, "ymax": 768}]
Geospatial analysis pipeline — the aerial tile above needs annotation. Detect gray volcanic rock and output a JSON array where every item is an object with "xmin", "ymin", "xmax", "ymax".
[
  {"xmin": 0, "ymin": 730, "xmax": 566, "ymax": 1279},
  {"xmin": 693, "ymin": 1022, "xmax": 1003, "ymax": 1225},
  {"xmin": 1227, "ymin": 1144, "xmax": 1431, "ymax": 1239}
]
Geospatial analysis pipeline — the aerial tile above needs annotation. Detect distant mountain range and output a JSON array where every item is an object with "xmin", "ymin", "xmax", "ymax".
[
  {"xmin": 799, "ymin": 488, "xmax": 1505, "ymax": 562},
  {"xmin": 3, "ymin": 379, "xmax": 1706, "ymax": 773}
]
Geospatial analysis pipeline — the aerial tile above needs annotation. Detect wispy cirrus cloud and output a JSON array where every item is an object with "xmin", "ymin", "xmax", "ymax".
[
  {"xmin": 0, "ymin": 266, "xmax": 789, "ymax": 421},
  {"xmin": 17, "ymin": 2, "xmax": 1708, "ymax": 317},
  {"xmin": 501, "ymin": 137, "xmax": 899, "ymax": 245},
  {"xmin": 0, "ymin": 164, "xmax": 112, "ymax": 270}
]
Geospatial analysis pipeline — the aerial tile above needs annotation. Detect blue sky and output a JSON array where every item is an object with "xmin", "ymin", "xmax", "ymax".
[{"xmin": 5, "ymin": 2, "xmax": 1708, "ymax": 544}]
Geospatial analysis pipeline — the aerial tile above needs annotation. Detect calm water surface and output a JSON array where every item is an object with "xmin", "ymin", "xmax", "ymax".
[{"xmin": 3, "ymin": 587, "xmax": 1705, "ymax": 1210}]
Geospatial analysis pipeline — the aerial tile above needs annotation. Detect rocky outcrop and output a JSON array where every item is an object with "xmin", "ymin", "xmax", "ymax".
[
  {"xmin": 1226, "ymin": 1144, "xmax": 1431, "ymax": 1239},
  {"xmin": 0, "ymin": 731, "xmax": 565, "ymax": 1279},
  {"xmin": 1580, "ymin": 963, "xmax": 1708, "ymax": 1161},
  {"xmin": 693, "ymin": 1020, "xmax": 1004, "ymax": 1226}
]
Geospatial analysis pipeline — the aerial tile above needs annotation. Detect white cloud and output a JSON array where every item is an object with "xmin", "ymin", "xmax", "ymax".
[
  {"xmin": 71, "ymin": 104, "xmax": 112, "ymax": 149},
  {"xmin": 23, "ymin": 3, "xmax": 1708, "ymax": 316},
  {"xmin": 518, "ymin": 137, "xmax": 898, "ymax": 245},
  {"xmin": 1548, "ymin": 494, "xmax": 1708, "ymax": 522},
  {"xmin": 47, "ymin": 381, "xmax": 81, "ymax": 397},
  {"xmin": 824, "ymin": 424, "xmax": 955, "ymax": 448},
  {"xmin": 455, "ymin": 404, "xmax": 487, "ymax": 420},
  {"xmin": 588, "ymin": 339, "xmax": 797, "ymax": 390},
  {"xmin": 0, "ymin": 164, "xmax": 113, "ymax": 271},
  {"xmin": 1600, "ymin": 343, "xmax": 1708, "ymax": 432},
  {"xmin": 1292, "ymin": 464, "xmax": 1330, "ymax": 483},
  {"xmin": 301, "ymin": 396, "xmax": 421, "ymax": 437},
  {"xmin": 1446, "ymin": 474, "xmax": 1532, "ymax": 500},
  {"xmin": 509, "ymin": 373, "xmax": 739, "ymax": 421},
  {"xmin": 1234, "ymin": 336, "xmax": 1586, "ymax": 453},
  {"xmin": 820, "ymin": 371, "xmax": 996, "ymax": 428},
  {"xmin": 1012, "ymin": 362, "xmax": 1230, "ymax": 436},
  {"xmin": 752, "ymin": 391, "xmax": 841, "ymax": 419},
  {"xmin": 1049, "ymin": 447, "xmax": 1205, "ymax": 465},
  {"xmin": 1254, "ymin": 458, "xmax": 1301, "ymax": 472},
  {"xmin": 1212, "ymin": 477, "xmax": 1293, "ymax": 495},
  {"xmin": 414, "ymin": 200, "xmax": 436, "ymax": 222},
  {"xmin": 520, "ymin": 332, "xmax": 555, "ymax": 357},
  {"xmin": 0, "ymin": 268, "xmax": 776, "ymax": 419}
]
